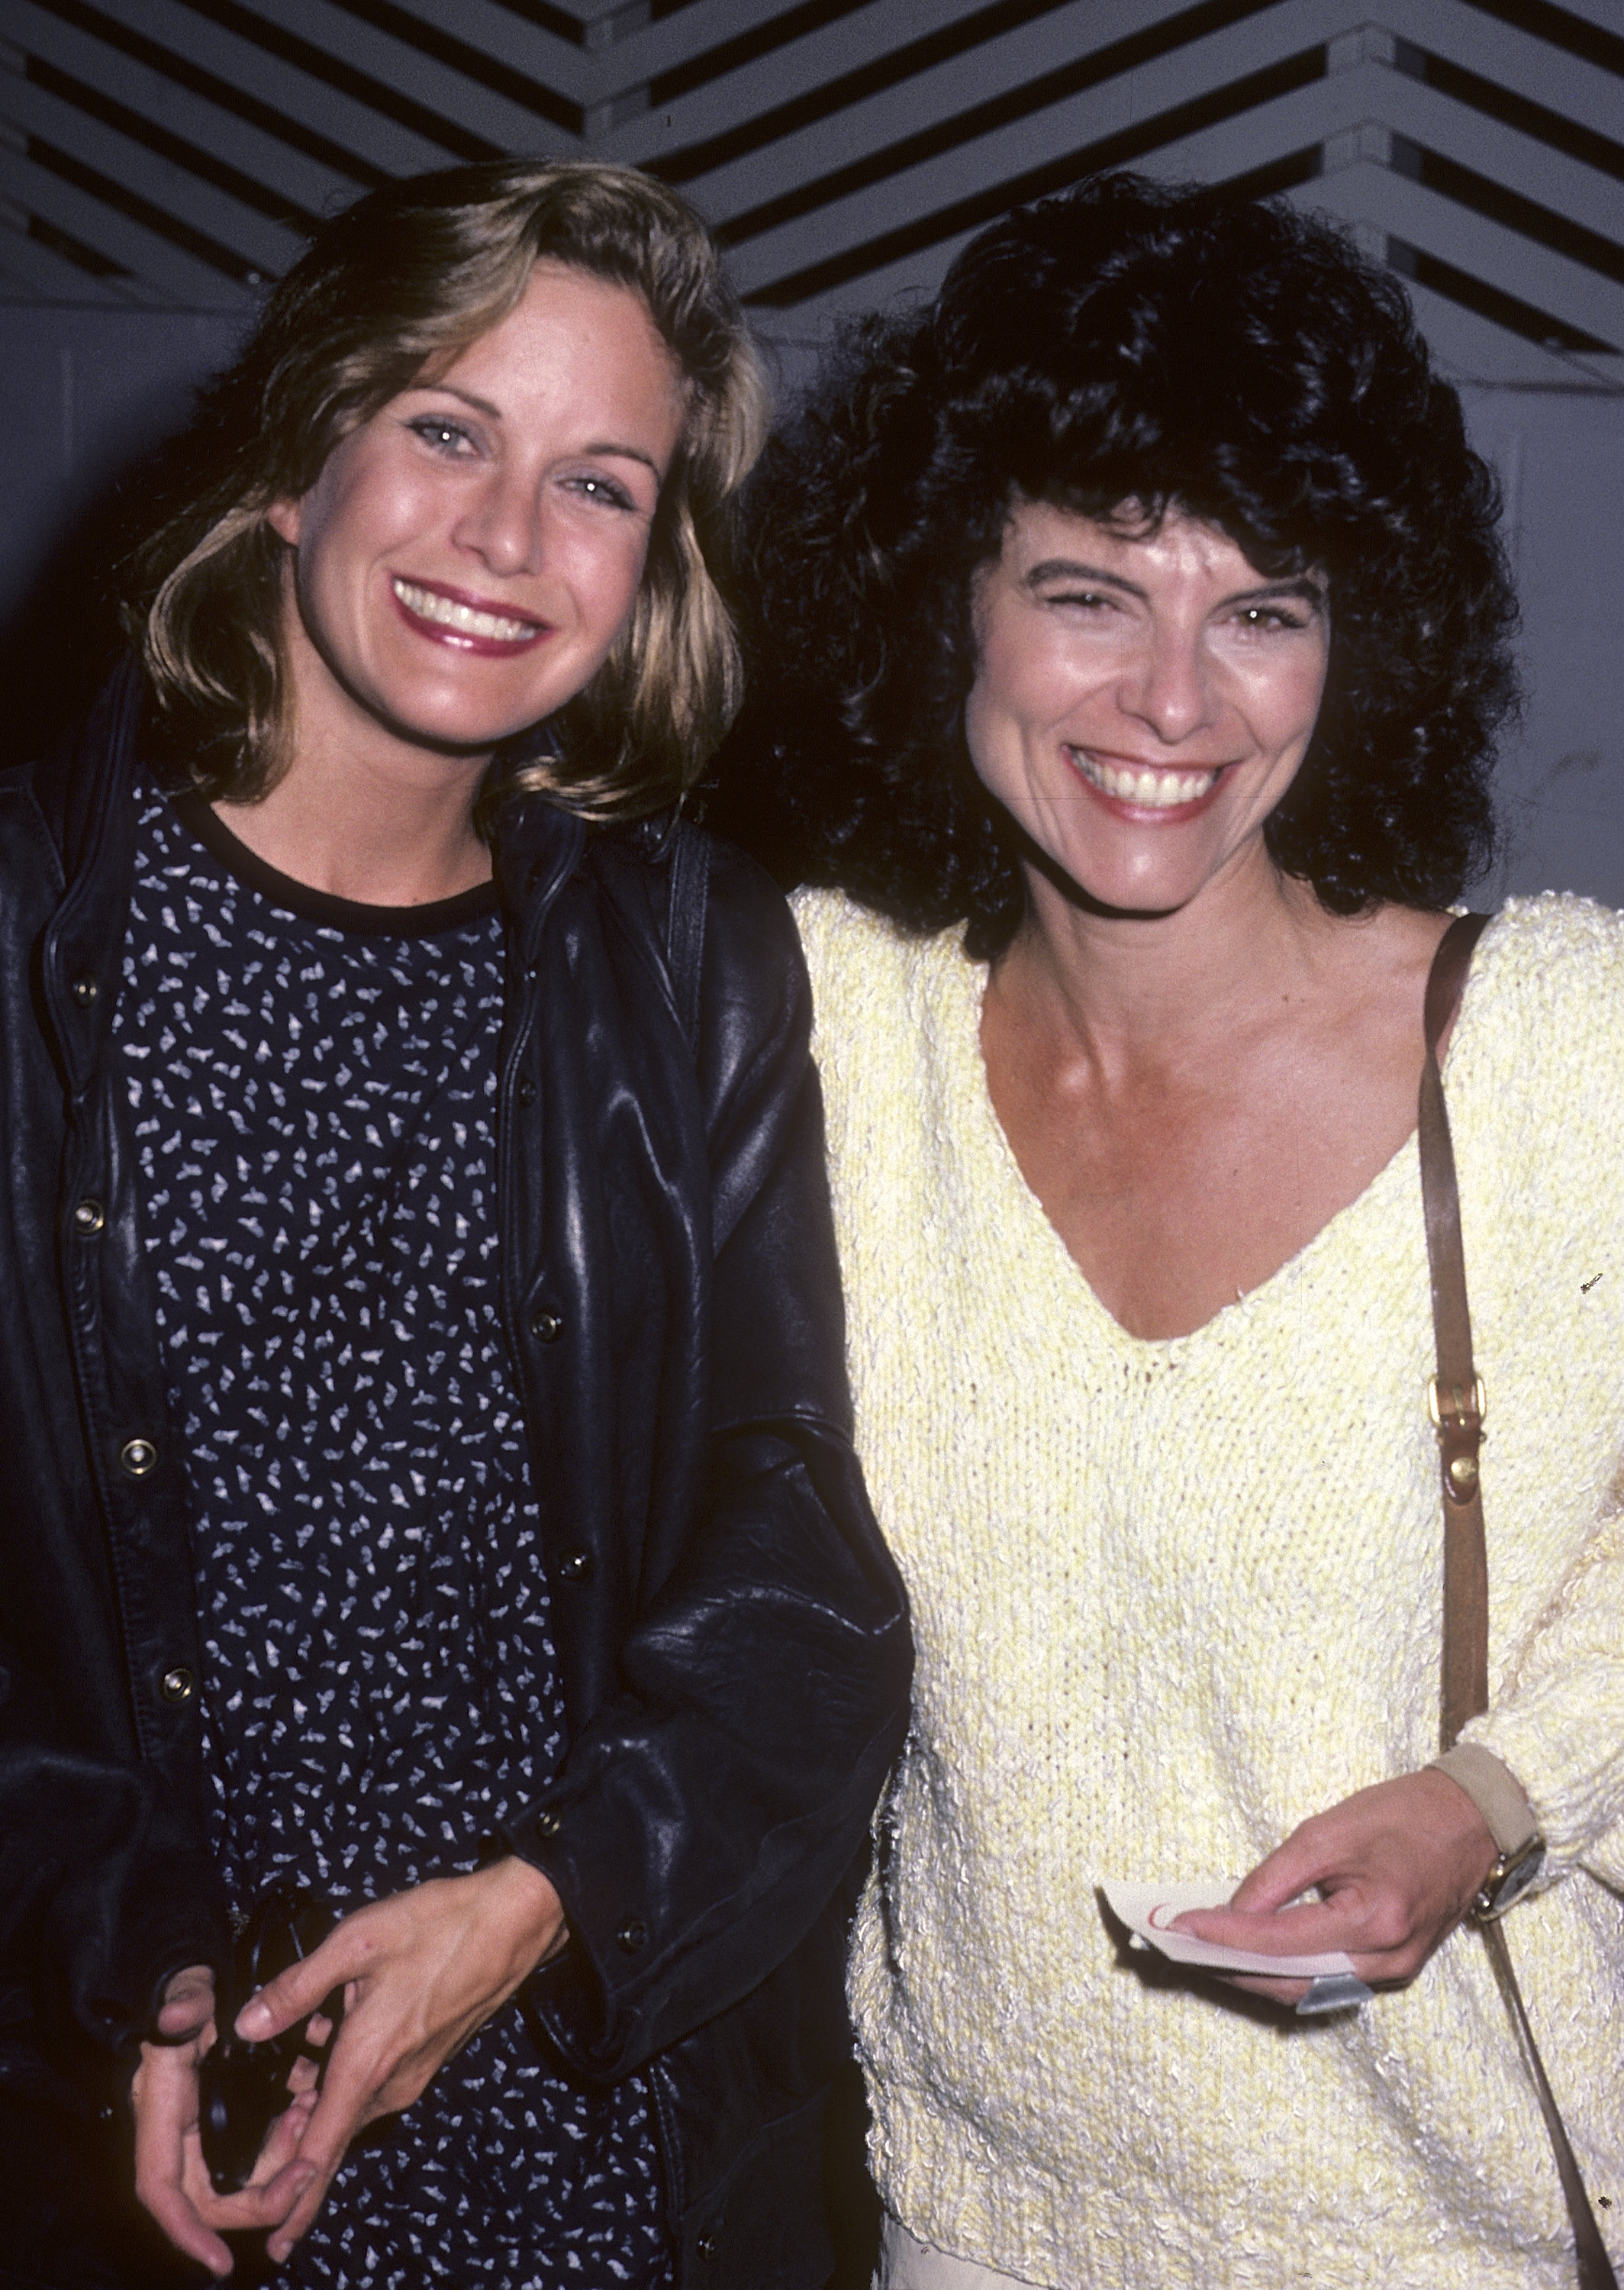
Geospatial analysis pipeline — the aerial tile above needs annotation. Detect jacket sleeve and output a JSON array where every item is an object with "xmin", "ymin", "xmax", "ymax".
[
  {"xmin": 0, "ymin": 1627, "xmax": 226, "ymax": 2071},
  {"xmin": 504, "ymin": 840, "xmax": 911, "ymax": 2079},
  {"xmin": 0, "ymin": 744, "xmax": 230, "ymax": 2075}
]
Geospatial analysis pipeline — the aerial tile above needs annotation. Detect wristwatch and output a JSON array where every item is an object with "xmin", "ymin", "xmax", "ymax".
[
  {"xmin": 1473, "ymin": 1832, "xmax": 1545, "ymax": 1921},
  {"xmin": 1429, "ymin": 1740, "xmax": 1545, "ymax": 1923}
]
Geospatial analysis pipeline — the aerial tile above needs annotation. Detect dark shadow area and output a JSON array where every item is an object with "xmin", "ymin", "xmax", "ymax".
[
  {"xmin": 0, "ymin": 462, "xmax": 145, "ymax": 770},
  {"xmin": 823, "ymin": 2053, "xmax": 881, "ymax": 2289}
]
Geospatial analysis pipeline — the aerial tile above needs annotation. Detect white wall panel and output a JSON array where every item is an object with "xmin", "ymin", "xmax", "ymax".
[{"xmin": 77, "ymin": 0, "xmax": 456, "ymax": 175}]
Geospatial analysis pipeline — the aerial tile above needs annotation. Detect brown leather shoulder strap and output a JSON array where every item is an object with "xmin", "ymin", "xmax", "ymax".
[
  {"xmin": 1424, "ymin": 911, "xmax": 1490, "ymax": 1066},
  {"xmin": 1419, "ymin": 912, "xmax": 1490, "ymax": 1751}
]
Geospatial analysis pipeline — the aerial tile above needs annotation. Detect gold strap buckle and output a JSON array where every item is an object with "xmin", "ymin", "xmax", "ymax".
[
  {"xmin": 1429, "ymin": 1376, "xmax": 1487, "ymax": 1498},
  {"xmin": 1427, "ymin": 1375, "xmax": 1486, "ymax": 1434}
]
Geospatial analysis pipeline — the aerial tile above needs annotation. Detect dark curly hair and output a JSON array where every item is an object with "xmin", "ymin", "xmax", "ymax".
[{"xmin": 705, "ymin": 172, "xmax": 1518, "ymax": 957}]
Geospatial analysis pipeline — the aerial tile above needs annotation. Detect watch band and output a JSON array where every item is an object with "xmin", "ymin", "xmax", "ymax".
[{"xmin": 1429, "ymin": 1740, "xmax": 1540, "ymax": 1857}]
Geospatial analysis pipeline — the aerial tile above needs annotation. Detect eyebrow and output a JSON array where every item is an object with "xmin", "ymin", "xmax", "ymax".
[
  {"xmin": 1024, "ymin": 559, "xmax": 1327, "ymax": 611},
  {"xmin": 411, "ymin": 382, "xmax": 665, "ymax": 476}
]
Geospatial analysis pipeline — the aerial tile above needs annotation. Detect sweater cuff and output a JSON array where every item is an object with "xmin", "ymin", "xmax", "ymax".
[{"xmin": 1429, "ymin": 1743, "xmax": 1540, "ymax": 1855}]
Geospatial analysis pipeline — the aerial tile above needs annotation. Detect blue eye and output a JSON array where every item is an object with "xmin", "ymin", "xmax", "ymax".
[
  {"xmin": 569, "ymin": 474, "xmax": 636, "ymax": 511},
  {"xmin": 408, "ymin": 417, "xmax": 475, "ymax": 456}
]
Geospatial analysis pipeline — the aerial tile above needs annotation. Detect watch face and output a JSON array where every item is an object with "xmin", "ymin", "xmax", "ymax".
[{"xmin": 1481, "ymin": 1840, "xmax": 1545, "ymax": 1920}]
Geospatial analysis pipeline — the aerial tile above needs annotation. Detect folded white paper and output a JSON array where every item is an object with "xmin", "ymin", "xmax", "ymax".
[{"xmin": 1100, "ymin": 1879, "xmax": 1358, "ymax": 1980}]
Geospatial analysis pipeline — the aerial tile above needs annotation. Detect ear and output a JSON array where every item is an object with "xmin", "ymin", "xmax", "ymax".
[{"xmin": 265, "ymin": 496, "xmax": 302, "ymax": 547}]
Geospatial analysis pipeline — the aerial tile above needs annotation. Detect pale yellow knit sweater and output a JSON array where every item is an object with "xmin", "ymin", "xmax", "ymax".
[{"xmin": 795, "ymin": 888, "xmax": 1624, "ymax": 2290}]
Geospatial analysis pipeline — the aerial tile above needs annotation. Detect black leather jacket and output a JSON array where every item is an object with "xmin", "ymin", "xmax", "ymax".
[{"xmin": 0, "ymin": 666, "xmax": 910, "ymax": 2288}]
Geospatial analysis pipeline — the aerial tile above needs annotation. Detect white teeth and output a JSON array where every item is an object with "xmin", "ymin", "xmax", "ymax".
[
  {"xmin": 392, "ymin": 579, "xmax": 536, "ymax": 643},
  {"xmin": 1068, "ymin": 749, "xmax": 1219, "ymax": 808}
]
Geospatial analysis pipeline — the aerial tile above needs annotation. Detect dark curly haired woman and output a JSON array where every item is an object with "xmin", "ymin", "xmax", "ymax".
[{"xmin": 708, "ymin": 173, "xmax": 1624, "ymax": 2288}]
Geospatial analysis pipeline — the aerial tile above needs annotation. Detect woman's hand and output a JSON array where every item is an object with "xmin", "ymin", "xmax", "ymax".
[
  {"xmin": 133, "ymin": 1965, "xmax": 320, "ymax": 2278},
  {"xmin": 233, "ymin": 1856, "xmax": 567, "ymax": 2263},
  {"xmin": 1173, "ymin": 1769, "xmax": 1501, "ymax": 2007}
]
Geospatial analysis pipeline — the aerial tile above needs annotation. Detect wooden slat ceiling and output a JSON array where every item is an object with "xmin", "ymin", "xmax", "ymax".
[{"xmin": 0, "ymin": 0, "xmax": 1619, "ymax": 385}]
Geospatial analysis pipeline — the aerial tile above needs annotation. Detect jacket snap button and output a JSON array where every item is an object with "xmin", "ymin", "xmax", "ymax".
[
  {"xmin": 616, "ymin": 1917, "xmax": 647, "ymax": 1954},
  {"xmin": 517, "ymin": 1078, "xmax": 536, "ymax": 1107},
  {"xmin": 532, "ymin": 1808, "xmax": 561, "ymax": 1840},
  {"xmin": 557, "ymin": 1546, "xmax": 594, "ymax": 1582},
  {"xmin": 119, "ymin": 1437, "xmax": 157, "ymax": 1478},
  {"xmin": 72, "ymin": 1198, "xmax": 105, "ymax": 1235},
  {"xmin": 69, "ymin": 973, "xmax": 98, "ymax": 1007},
  {"xmin": 696, "ymin": 2233, "xmax": 717, "ymax": 2259},
  {"xmin": 529, "ymin": 1306, "xmax": 564, "ymax": 1343},
  {"xmin": 160, "ymin": 1666, "xmax": 195, "ymax": 1704}
]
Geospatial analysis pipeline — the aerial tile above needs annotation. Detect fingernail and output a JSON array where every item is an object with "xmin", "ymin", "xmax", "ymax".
[{"xmin": 237, "ymin": 1998, "xmax": 272, "ymax": 2036}]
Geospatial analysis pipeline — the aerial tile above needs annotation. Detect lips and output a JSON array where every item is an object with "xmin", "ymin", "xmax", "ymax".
[
  {"xmin": 390, "ymin": 576, "xmax": 549, "ymax": 653},
  {"xmin": 1066, "ymin": 747, "xmax": 1224, "ymax": 811}
]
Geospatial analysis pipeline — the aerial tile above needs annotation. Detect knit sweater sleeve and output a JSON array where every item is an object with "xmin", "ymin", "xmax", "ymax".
[
  {"xmin": 1416, "ymin": 896, "xmax": 1624, "ymax": 1890},
  {"xmin": 1464, "ymin": 1510, "xmax": 1624, "ymax": 1887}
]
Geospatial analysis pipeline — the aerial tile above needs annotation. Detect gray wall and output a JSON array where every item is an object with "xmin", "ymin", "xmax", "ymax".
[{"xmin": 1467, "ymin": 387, "xmax": 1624, "ymax": 906}]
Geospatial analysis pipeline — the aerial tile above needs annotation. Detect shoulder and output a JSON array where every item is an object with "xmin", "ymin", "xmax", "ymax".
[
  {"xmin": 791, "ymin": 888, "xmax": 950, "ymax": 1028},
  {"xmin": 0, "ymin": 756, "xmax": 42, "ymax": 825},
  {"xmin": 588, "ymin": 815, "xmax": 803, "ymax": 993},
  {"xmin": 657, "ymin": 827, "xmax": 817, "ymax": 1126},
  {"xmin": 1450, "ymin": 894, "xmax": 1624, "ymax": 1163},
  {"xmin": 791, "ymin": 889, "xmax": 988, "ymax": 1147},
  {"xmin": 1466, "ymin": 894, "xmax": 1624, "ymax": 1048},
  {"xmin": 698, "ymin": 827, "xmax": 804, "ymax": 984},
  {"xmin": 0, "ymin": 756, "xmax": 64, "ymax": 901},
  {"xmin": 791, "ymin": 887, "xmax": 983, "ymax": 1072}
]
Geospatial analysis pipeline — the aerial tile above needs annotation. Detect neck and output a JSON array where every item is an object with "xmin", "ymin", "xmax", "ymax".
[
  {"xmin": 997, "ymin": 843, "xmax": 1344, "ymax": 1069},
  {"xmin": 215, "ymin": 732, "xmax": 493, "ymax": 907}
]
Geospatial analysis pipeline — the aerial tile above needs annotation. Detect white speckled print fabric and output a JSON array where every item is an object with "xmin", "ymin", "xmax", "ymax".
[
  {"xmin": 796, "ymin": 886, "xmax": 1624, "ymax": 2290},
  {"xmin": 114, "ymin": 789, "xmax": 671, "ymax": 2289}
]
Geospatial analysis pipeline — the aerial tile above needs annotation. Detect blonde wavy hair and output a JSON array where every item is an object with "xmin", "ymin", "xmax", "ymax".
[{"xmin": 124, "ymin": 160, "xmax": 769, "ymax": 817}]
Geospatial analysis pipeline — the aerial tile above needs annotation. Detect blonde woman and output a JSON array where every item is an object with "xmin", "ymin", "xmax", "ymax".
[{"xmin": 0, "ymin": 162, "xmax": 907, "ymax": 2289}]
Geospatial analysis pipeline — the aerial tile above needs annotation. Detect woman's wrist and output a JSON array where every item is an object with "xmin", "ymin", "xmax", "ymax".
[
  {"xmin": 471, "ymin": 1854, "xmax": 570, "ymax": 1976},
  {"xmin": 1428, "ymin": 1742, "xmax": 1540, "ymax": 1856}
]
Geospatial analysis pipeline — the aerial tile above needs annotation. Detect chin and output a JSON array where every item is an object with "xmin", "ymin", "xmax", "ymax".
[
  {"xmin": 370, "ymin": 684, "xmax": 549, "ymax": 756},
  {"xmin": 1016, "ymin": 828, "xmax": 1207, "ymax": 921}
]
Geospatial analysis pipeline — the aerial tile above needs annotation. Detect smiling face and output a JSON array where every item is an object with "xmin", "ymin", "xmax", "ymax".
[
  {"xmin": 266, "ymin": 261, "xmax": 688, "ymax": 772},
  {"xmin": 965, "ymin": 500, "xmax": 1331, "ymax": 919}
]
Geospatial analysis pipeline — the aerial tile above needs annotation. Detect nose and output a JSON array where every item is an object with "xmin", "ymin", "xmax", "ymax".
[
  {"xmin": 453, "ymin": 466, "xmax": 546, "ymax": 578},
  {"xmin": 1118, "ymin": 621, "xmax": 1216, "ymax": 746}
]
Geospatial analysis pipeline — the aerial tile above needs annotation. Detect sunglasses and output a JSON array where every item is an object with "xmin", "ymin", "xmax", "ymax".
[{"xmin": 198, "ymin": 1880, "xmax": 345, "ymax": 2196}]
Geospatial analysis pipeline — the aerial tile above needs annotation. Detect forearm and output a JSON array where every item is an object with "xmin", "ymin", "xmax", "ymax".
[{"xmin": 1449, "ymin": 1505, "xmax": 1624, "ymax": 1884}]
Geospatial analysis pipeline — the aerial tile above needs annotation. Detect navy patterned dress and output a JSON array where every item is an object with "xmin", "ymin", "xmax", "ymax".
[{"xmin": 113, "ymin": 785, "xmax": 672, "ymax": 2288}]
